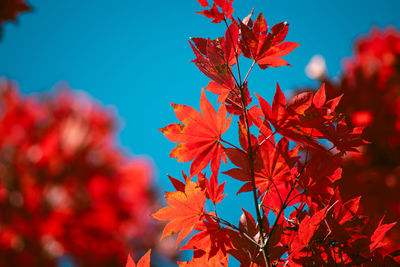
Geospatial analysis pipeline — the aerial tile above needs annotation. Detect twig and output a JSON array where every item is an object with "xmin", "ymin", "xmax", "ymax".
[
  {"xmin": 211, "ymin": 215, "xmax": 261, "ymax": 248},
  {"xmin": 264, "ymin": 162, "xmax": 307, "ymax": 250}
]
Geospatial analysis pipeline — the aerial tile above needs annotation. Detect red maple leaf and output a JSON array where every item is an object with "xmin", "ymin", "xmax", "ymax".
[
  {"xmin": 239, "ymin": 13, "xmax": 299, "ymax": 69},
  {"xmin": 256, "ymin": 84, "xmax": 325, "ymax": 150},
  {"xmin": 190, "ymin": 37, "xmax": 236, "ymax": 93},
  {"xmin": 160, "ymin": 90, "xmax": 231, "ymax": 176},
  {"xmin": 289, "ymin": 206, "xmax": 328, "ymax": 253},
  {"xmin": 196, "ymin": 0, "xmax": 234, "ymax": 23},
  {"xmin": 202, "ymin": 173, "xmax": 226, "ymax": 204},
  {"xmin": 370, "ymin": 217, "xmax": 397, "ymax": 251},
  {"xmin": 181, "ymin": 219, "xmax": 233, "ymax": 261}
]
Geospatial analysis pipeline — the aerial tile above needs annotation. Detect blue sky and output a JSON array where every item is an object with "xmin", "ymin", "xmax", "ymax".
[{"xmin": 1, "ymin": 0, "xmax": 400, "ymax": 265}]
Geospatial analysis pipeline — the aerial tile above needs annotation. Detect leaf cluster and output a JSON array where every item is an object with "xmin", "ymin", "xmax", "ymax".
[{"xmin": 150, "ymin": 1, "xmax": 399, "ymax": 266}]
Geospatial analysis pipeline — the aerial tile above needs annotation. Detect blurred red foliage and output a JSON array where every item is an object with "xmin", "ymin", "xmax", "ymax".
[
  {"xmin": 0, "ymin": 0, "xmax": 30, "ymax": 37},
  {"xmin": 0, "ymin": 79, "xmax": 159, "ymax": 266},
  {"xmin": 314, "ymin": 27, "xmax": 400, "ymax": 250}
]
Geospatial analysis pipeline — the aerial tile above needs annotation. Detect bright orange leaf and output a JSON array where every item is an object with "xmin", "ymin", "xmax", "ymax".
[
  {"xmin": 160, "ymin": 89, "xmax": 231, "ymax": 176},
  {"xmin": 152, "ymin": 180, "xmax": 207, "ymax": 247}
]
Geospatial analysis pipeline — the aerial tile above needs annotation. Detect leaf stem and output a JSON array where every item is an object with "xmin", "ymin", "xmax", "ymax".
[
  {"xmin": 254, "ymin": 131, "xmax": 276, "ymax": 153},
  {"xmin": 270, "ymin": 179, "xmax": 283, "ymax": 207},
  {"xmin": 221, "ymin": 139, "xmax": 242, "ymax": 151},
  {"xmin": 237, "ymin": 72, "xmax": 270, "ymax": 266},
  {"xmin": 223, "ymin": 18, "xmax": 242, "ymax": 86},
  {"xmin": 210, "ymin": 215, "xmax": 261, "ymax": 248},
  {"xmin": 264, "ymin": 162, "xmax": 307, "ymax": 250},
  {"xmin": 243, "ymin": 60, "xmax": 256, "ymax": 84}
]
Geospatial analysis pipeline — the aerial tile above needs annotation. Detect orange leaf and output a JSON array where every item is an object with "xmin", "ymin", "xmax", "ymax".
[
  {"xmin": 152, "ymin": 180, "xmax": 206, "ymax": 247},
  {"xmin": 160, "ymin": 90, "xmax": 231, "ymax": 176}
]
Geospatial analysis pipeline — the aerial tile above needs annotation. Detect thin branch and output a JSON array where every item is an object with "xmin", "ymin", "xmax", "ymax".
[
  {"xmin": 238, "ymin": 78, "xmax": 270, "ymax": 266},
  {"xmin": 286, "ymin": 192, "xmax": 303, "ymax": 205},
  {"xmin": 264, "ymin": 162, "xmax": 307, "ymax": 249},
  {"xmin": 261, "ymin": 203, "xmax": 275, "ymax": 211},
  {"xmin": 253, "ymin": 131, "xmax": 276, "ymax": 154},
  {"xmin": 223, "ymin": 18, "xmax": 242, "ymax": 86},
  {"xmin": 226, "ymin": 62, "xmax": 241, "ymax": 90},
  {"xmin": 210, "ymin": 215, "xmax": 261, "ymax": 248},
  {"xmin": 221, "ymin": 139, "xmax": 242, "ymax": 151},
  {"xmin": 213, "ymin": 202, "xmax": 218, "ymax": 217},
  {"xmin": 270, "ymin": 179, "xmax": 283, "ymax": 207},
  {"xmin": 259, "ymin": 191, "xmax": 268, "ymax": 217},
  {"xmin": 243, "ymin": 60, "xmax": 256, "ymax": 84}
]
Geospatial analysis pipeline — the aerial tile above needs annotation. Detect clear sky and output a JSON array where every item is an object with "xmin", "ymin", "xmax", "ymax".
[{"xmin": 1, "ymin": 0, "xmax": 400, "ymax": 265}]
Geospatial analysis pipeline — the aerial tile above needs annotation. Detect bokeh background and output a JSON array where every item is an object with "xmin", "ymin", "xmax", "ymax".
[{"xmin": 1, "ymin": 0, "xmax": 400, "ymax": 266}]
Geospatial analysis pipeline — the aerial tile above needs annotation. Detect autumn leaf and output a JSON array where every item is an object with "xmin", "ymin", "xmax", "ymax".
[
  {"xmin": 257, "ymin": 41, "xmax": 299, "ymax": 68},
  {"xmin": 297, "ymin": 151, "xmax": 342, "ymax": 206},
  {"xmin": 160, "ymin": 89, "xmax": 231, "ymax": 176},
  {"xmin": 224, "ymin": 135, "xmax": 298, "ymax": 202},
  {"xmin": 290, "ymin": 206, "xmax": 328, "ymax": 253},
  {"xmin": 181, "ymin": 220, "xmax": 233, "ymax": 261},
  {"xmin": 322, "ymin": 118, "xmax": 367, "ymax": 153},
  {"xmin": 256, "ymin": 84, "xmax": 325, "ymax": 150},
  {"xmin": 126, "ymin": 249, "xmax": 151, "ymax": 267},
  {"xmin": 370, "ymin": 217, "xmax": 396, "ymax": 251},
  {"xmin": 190, "ymin": 37, "xmax": 236, "ymax": 92},
  {"xmin": 202, "ymin": 173, "xmax": 226, "ymax": 204},
  {"xmin": 152, "ymin": 179, "xmax": 207, "ymax": 246},
  {"xmin": 196, "ymin": 0, "xmax": 234, "ymax": 23},
  {"xmin": 239, "ymin": 14, "xmax": 299, "ymax": 69},
  {"xmin": 223, "ymin": 21, "xmax": 240, "ymax": 65},
  {"xmin": 196, "ymin": 0, "xmax": 209, "ymax": 8}
]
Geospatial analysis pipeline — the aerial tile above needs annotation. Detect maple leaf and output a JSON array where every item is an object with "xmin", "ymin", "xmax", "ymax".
[
  {"xmin": 181, "ymin": 219, "xmax": 233, "ymax": 261},
  {"xmin": 160, "ymin": 89, "xmax": 231, "ymax": 176},
  {"xmin": 289, "ymin": 206, "xmax": 328, "ymax": 254},
  {"xmin": 258, "ymin": 137, "xmax": 299, "ymax": 187},
  {"xmin": 197, "ymin": 0, "xmax": 209, "ymax": 7},
  {"xmin": 196, "ymin": 0, "xmax": 234, "ymax": 23},
  {"xmin": 126, "ymin": 249, "xmax": 151, "ymax": 267},
  {"xmin": 206, "ymin": 81, "xmax": 251, "ymax": 115},
  {"xmin": 297, "ymin": 151, "xmax": 342, "ymax": 206},
  {"xmin": 190, "ymin": 22, "xmax": 247, "ymax": 114},
  {"xmin": 256, "ymin": 84, "xmax": 325, "ymax": 150},
  {"xmin": 323, "ymin": 118, "xmax": 367, "ymax": 153},
  {"xmin": 202, "ymin": 173, "xmax": 226, "ymax": 204},
  {"xmin": 223, "ymin": 21, "xmax": 240, "ymax": 66},
  {"xmin": 190, "ymin": 36, "xmax": 236, "ymax": 95},
  {"xmin": 205, "ymin": 81, "xmax": 231, "ymax": 104},
  {"xmin": 239, "ymin": 13, "xmax": 299, "ymax": 69},
  {"xmin": 287, "ymin": 84, "xmax": 342, "ymax": 137},
  {"xmin": 228, "ymin": 211, "xmax": 275, "ymax": 265},
  {"xmin": 223, "ymin": 138, "xmax": 300, "ymax": 215},
  {"xmin": 370, "ymin": 217, "xmax": 396, "ymax": 251},
  {"xmin": 152, "ymin": 180, "xmax": 207, "ymax": 246}
]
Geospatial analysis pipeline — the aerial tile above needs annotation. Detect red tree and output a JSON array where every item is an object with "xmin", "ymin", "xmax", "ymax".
[
  {"xmin": 0, "ymin": 79, "xmax": 159, "ymax": 267},
  {"xmin": 307, "ymin": 27, "xmax": 400, "ymax": 253},
  {"xmin": 149, "ymin": 0, "xmax": 400, "ymax": 266}
]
